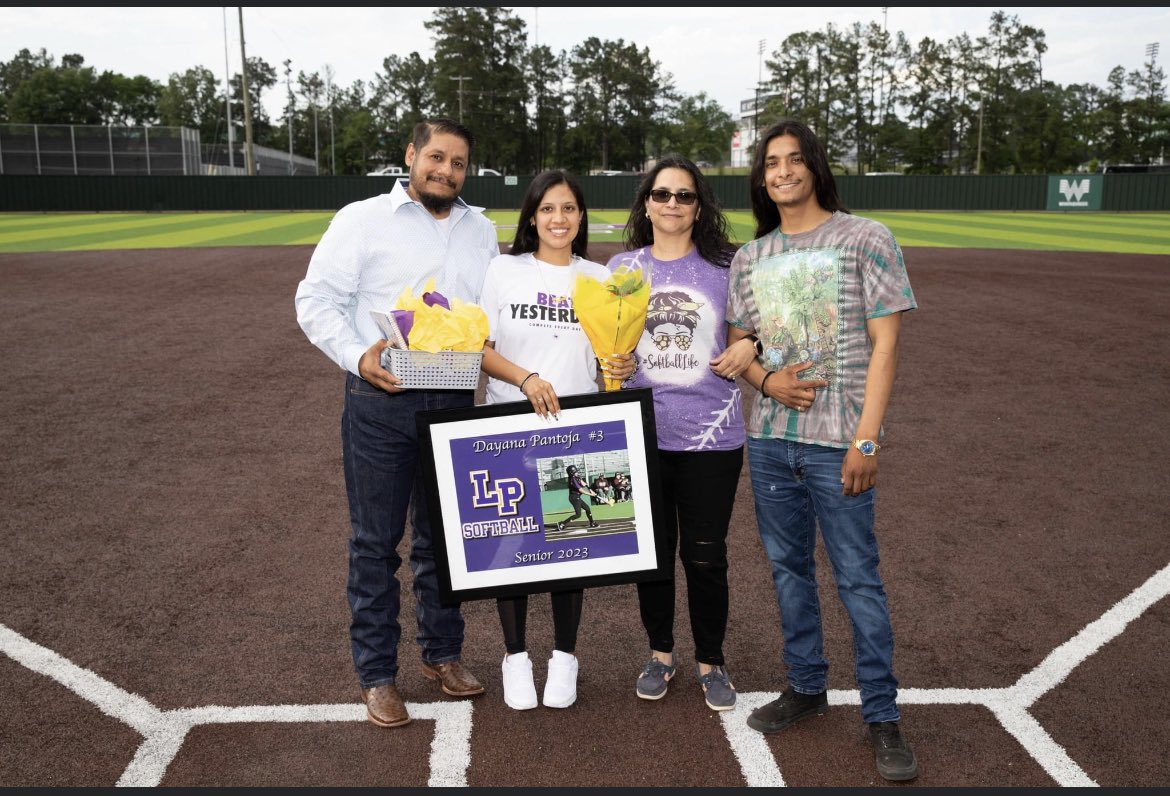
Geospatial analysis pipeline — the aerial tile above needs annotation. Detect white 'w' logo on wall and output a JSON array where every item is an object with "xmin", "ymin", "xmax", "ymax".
[{"xmin": 1059, "ymin": 179, "xmax": 1091, "ymax": 202}]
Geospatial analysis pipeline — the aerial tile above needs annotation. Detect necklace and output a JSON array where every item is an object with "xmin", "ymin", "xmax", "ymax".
[{"xmin": 530, "ymin": 252, "xmax": 575, "ymax": 338}]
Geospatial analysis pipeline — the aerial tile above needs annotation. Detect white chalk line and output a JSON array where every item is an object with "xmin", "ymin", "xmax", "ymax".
[
  {"xmin": 0, "ymin": 623, "xmax": 472, "ymax": 787},
  {"xmin": 2, "ymin": 560, "xmax": 1168, "ymax": 786},
  {"xmin": 723, "ymin": 561, "xmax": 1170, "ymax": 787}
]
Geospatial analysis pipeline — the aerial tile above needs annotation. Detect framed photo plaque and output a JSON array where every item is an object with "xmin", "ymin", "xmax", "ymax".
[{"xmin": 416, "ymin": 388, "xmax": 668, "ymax": 604}]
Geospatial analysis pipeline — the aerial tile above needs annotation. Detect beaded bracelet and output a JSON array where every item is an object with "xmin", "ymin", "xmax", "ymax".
[
  {"xmin": 625, "ymin": 355, "xmax": 639, "ymax": 381},
  {"xmin": 519, "ymin": 372, "xmax": 539, "ymax": 393}
]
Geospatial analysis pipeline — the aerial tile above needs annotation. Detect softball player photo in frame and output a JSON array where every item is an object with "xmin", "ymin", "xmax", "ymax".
[{"xmin": 416, "ymin": 388, "xmax": 669, "ymax": 604}]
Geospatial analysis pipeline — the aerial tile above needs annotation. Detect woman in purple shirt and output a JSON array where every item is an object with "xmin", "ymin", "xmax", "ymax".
[{"xmin": 606, "ymin": 155, "xmax": 757, "ymax": 711}]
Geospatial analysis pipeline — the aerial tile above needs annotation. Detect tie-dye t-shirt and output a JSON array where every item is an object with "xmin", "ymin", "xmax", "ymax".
[
  {"xmin": 606, "ymin": 246, "xmax": 745, "ymax": 452},
  {"xmin": 726, "ymin": 211, "xmax": 917, "ymax": 448}
]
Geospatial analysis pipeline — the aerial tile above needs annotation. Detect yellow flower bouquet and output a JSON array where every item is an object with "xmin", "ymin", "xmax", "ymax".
[{"xmin": 572, "ymin": 258, "xmax": 651, "ymax": 391}]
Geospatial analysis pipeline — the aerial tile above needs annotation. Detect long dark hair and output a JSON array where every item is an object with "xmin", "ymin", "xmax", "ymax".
[
  {"xmin": 510, "ymin": 169, "xmax": 590, "ymax": 259},
  {"xmin": 622, "ymin": 154, "xmax": 736, "ymax": 267},
  {"xmin": 749, "ymin": 118, "xmax": 848, "ymax": 238}
]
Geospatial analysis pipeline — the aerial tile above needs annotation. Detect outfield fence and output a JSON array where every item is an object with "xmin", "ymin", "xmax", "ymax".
[{"xmin": 1, "ymin": 173, "xmax": 1167, "ymax": 212}]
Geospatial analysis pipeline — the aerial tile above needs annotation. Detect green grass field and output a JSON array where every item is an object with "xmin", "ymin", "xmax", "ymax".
[{"xmin": 1, "ymin": 210, "xmax": 1168, "ymax": 254}]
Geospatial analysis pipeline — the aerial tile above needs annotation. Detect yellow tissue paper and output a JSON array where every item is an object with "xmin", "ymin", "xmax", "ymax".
[
  {"xmin": 393, "ymin": 278, "xmax": 490, "ymax": 353},
  {"xmin": 572, "ymin": 259, "xmax": 651, "ymax": 391}
]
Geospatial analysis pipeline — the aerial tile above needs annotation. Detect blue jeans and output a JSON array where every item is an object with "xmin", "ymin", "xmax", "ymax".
[
  {"xmin": 342, "ymin": 373, "xmax": 471, "ymax": 688},
  {"xmin": 746, "ymin": 438, "xmax": 900, "ymax": 724}
]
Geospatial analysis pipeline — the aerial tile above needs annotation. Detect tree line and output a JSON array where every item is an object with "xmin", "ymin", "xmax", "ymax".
[{"xmin": 1, "ymin": 8, "xmax": 1165, "ymax": 175}]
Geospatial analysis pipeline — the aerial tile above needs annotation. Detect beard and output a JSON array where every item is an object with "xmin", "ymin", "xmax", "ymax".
[{"xmin": 410, "ymin": 173, "xmax": 458, "ymax": 214}]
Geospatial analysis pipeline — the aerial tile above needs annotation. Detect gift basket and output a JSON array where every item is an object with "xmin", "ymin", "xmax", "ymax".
[{"xmin": 372, "ymin": 278, "xmax": 489, "ymax": 390}]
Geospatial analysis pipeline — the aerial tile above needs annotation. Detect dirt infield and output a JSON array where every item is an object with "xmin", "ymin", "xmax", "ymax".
[{"xmin": 1, "ymin": 242, "xmax": 1168, "ymax": 788}]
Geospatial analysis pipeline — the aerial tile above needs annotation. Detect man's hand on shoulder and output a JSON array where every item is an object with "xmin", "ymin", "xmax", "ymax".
[{"xmin": 358, "ymin": 340, "xmax": 405, "ymax": 393}]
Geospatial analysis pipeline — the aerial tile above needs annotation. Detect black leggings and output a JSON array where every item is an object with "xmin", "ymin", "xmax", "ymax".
[
  {"xmin": 637, "ymin": 447, "xmax": 743, "ymax": 665},
  {"xmin": 564, "ymin": 492, "xmax": 593, "ymax": 524},
  {"xmin": 497, "ymin": 590, "xmax": 584, "ymax": 654}
]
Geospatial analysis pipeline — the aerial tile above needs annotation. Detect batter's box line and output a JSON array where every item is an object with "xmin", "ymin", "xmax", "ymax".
[
  {"xmin": 721, "ymin": 560, "xmax": 1170, "ymax": 788},
  {"xmin": 0, "ymin": 623, "xmax": 471, "ymax": 787},
  {"xmin": 2, "ymin": 560, "xmax": 1167, "ymax": 787}
]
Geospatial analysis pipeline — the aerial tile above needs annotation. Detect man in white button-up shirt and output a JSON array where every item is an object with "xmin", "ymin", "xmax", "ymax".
[{"xmin": 295, "ymin": 118, "xmax": 498, "ymax": 728}]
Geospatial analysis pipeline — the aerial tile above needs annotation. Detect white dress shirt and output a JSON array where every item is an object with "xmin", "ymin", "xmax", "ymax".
[{"xmin": 295, "ymin": 179, "xmax": 499, "ymax": 376}]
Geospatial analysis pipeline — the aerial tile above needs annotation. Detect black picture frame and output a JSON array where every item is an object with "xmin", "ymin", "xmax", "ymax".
[{"xmin": 416, "ymin": 388, "xmax": 670, "ymax": 604}]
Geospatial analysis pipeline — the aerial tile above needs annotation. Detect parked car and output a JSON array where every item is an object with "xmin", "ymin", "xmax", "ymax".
[
  {"xmin": 477, "ymin": 168, "xmax": 502, "ymax": 176},
  {"xmin": 367, "ymin": 165, "xmax": 406, "ymax": 176}
]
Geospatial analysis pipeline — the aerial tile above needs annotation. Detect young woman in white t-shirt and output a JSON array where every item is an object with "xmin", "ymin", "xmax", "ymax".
[{"xmin": 478, "ymin": 169, "xmax": 634, "ymax": 711}]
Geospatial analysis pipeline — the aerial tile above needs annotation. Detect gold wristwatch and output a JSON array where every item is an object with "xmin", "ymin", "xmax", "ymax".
[{"xmin": 853, "ymin": 439, "xmax": 881, "ymax": 456}]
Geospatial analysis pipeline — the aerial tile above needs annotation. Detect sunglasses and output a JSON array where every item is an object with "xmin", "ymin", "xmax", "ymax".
[
  {"xmin": 648, "ymin": 189, "xmax": 698, "ymax": 206},
  {"xmin": 653, "ymin": 332, "xmax": 693, "ymax": 350}
]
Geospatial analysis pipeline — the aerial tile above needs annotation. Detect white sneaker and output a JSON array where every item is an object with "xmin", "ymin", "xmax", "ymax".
[
  {"xmin": 542, "ymin": 650, "xmax": 578, "ymax": 708},
  {"xmin": 501, "ymin": 652, "xmax": 537, "ymax": 710}
]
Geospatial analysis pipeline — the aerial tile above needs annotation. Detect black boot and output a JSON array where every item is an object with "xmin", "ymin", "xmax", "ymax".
[{"xmin": 868, "ymin": 721, "xmax": 918, "ymax": 781}]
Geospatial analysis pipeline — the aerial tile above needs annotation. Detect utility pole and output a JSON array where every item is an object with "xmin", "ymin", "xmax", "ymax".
[
  {"xmin": 237, "ymin": 7, "xmax": 255, "ymax": 175},
  {"xmin": 222, "ymin": 7, "xmax": 234, "ymax": 169},
  {"xmin": 284, "ymin": 59, "xmax": 294, "ymax": 175},
  {"xmin": 450, "ymin": 76, "xmax": 471, "ymax": 124}
]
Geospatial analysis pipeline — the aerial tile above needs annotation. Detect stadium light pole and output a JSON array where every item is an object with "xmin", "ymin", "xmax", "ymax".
[
  {"xmin": 325, "ymin": 64, "xmax": 335, "ymax": 175},
  {"xmin": 756, "ymin": 39, "xmax": 765, "ymax": 140},
  {"xmin": 1148, "ymin": 43, "xmax": 1163, "ymax": 163},
  {"xmin": 1146, "ymin": 43, "xmax": 1160, "ymax": 144}
]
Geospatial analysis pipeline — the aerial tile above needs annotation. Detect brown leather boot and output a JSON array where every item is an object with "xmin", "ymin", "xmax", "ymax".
[
  {"xmin": 361, "ymin": 684, "xmax": 410, "ymax": 728},
  {"xmin": 420, "ymin": 660, "xmax": 486, "ymax": 697}
]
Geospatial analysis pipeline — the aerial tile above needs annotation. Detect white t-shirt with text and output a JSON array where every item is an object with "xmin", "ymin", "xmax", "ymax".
[{"xmin": 480, "ymin": 252, "xmax": 610, "ymax": 405}]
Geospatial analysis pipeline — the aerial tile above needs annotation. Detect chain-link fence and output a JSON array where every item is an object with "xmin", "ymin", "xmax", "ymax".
[{"xmin": 0, "ymin": 124, "xmax": 202, "ymax": 175}]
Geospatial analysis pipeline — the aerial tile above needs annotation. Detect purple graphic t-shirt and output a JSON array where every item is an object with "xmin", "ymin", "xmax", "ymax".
[{"xmin": 606, "ymin": 247, "xmax": 745, "ymax": 452}]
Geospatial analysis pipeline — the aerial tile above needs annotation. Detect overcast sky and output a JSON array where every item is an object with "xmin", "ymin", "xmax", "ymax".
[{"xmin": 4, "ymin": 6, "xmax": 1167, "ymax": 124}]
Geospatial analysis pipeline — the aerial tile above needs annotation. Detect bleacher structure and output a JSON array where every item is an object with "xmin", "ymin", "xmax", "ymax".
[{"xmin": 0, "ymin": 124, "xmax": 316, "ymax": 176}]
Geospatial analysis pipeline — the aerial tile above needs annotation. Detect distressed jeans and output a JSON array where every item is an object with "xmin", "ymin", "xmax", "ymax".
[
  {"xmin": 637, "ymin": 447, "xmax": 743, "ymax": 665},
  {"xmin": 746, "ymin": 437, "xmax": 901, "ymax": 724},
  {"xmin": 342, "ymin": 373, "xmax": 471, "ymax": 688}
]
